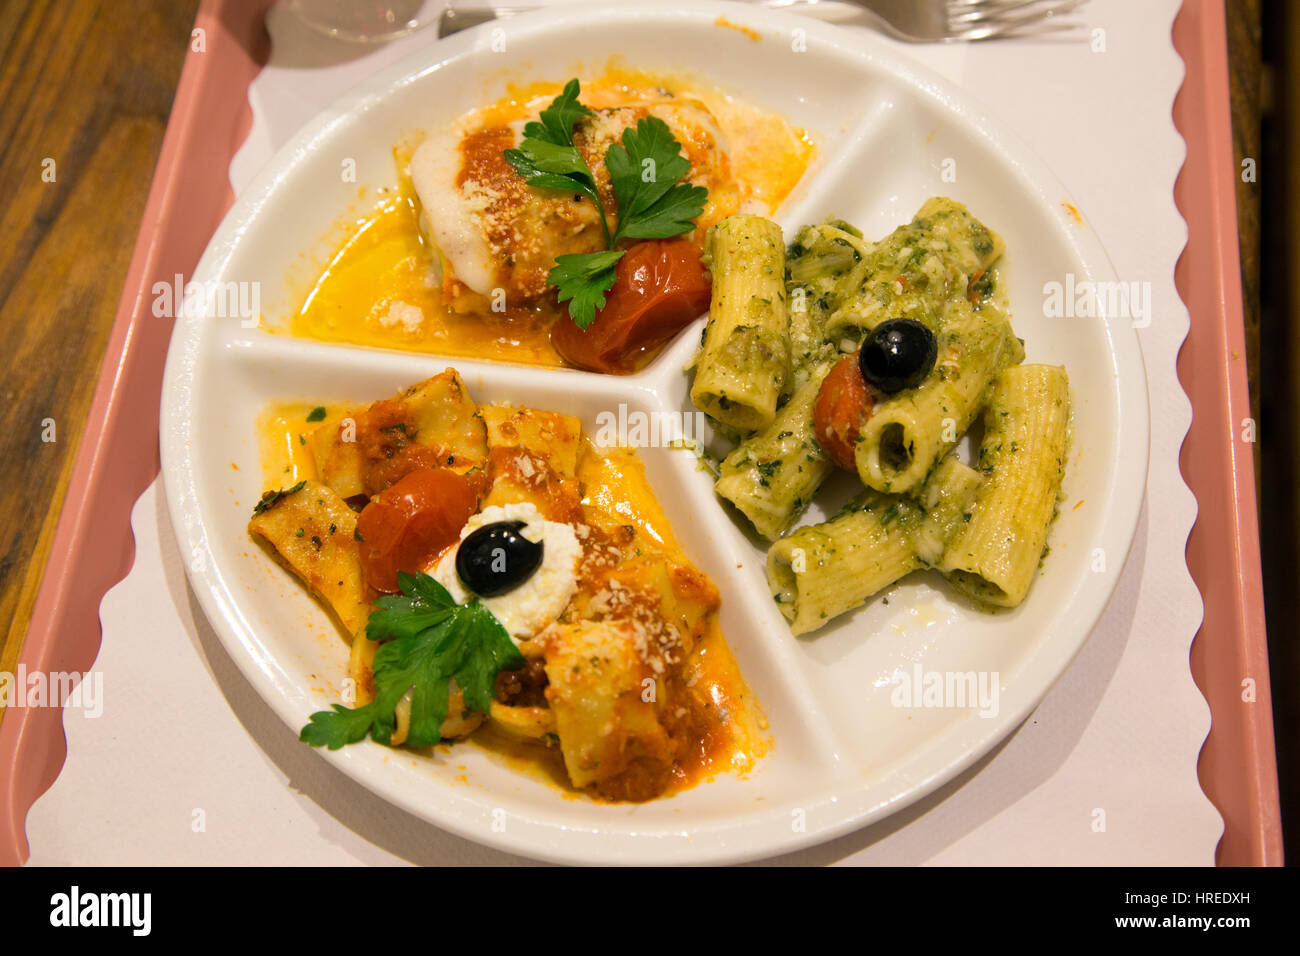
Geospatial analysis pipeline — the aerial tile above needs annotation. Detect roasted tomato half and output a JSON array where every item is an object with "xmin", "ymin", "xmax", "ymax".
[
  {"xmin": 551, "ymin": 238, "xmax": 712, "ymax": 374},
  {"xmin": 355, "ymin": 467, "xmax": 477, "ymax": 593},
  {"xmin": 813, "ymin": 352, "xmax": 874, "ymax": 472}
]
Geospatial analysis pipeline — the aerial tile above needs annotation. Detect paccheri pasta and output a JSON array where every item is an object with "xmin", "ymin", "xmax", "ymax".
[
  {"xmin": 250, "ymin": 370, "xmax": 765, "ymax": 801},
  {"xmin": 690, "ymin": 198, "xmax": 1071, "ymax": 633}
]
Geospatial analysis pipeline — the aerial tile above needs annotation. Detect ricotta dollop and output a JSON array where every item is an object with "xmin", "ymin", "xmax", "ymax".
[{"xmin": 431, "ymin": 502, "xmax": 580, "ymax": 644}]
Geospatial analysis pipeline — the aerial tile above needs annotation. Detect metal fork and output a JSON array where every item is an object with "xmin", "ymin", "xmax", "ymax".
[{"xmin": 438, "ymin": 0, "xmax": 1089, "ymax": 42}]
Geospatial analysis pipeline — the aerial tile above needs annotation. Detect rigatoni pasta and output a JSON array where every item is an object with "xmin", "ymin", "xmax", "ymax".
[
  {"xmin": 910, "ymin": 453, "xmax": 984, "ymax": 567},
  {"xmin": 853, "ymin": 297, "xmax": 1023, "ymax": 494},
  {"xmin": 714, "ymin": 363, "xmax": 835, "ymax": 540},
  {"xmin": 940, "ymin": 364, "xmax": 1072, "ymax": 607},
  {"xmin": 825, "ymin": 196, "xmax": 1004, "ymax": 343},
  {"xmin": 691, "ymin": 215, "xmax": 791, "ymax": 432},
  {"xmin": 687, "ymin": 197, "xmax": 1071, "ymax": 634},
  {"xmin": 784, "ymin": 220, "xmax": 874, "ymax": 391},
  {"xmin": 767, "ymin": 490, "xmax": 921, "ymax": 635},
  {"xmin": 765, "ymin": 449, "xmax": 983, "ymax": 634}
]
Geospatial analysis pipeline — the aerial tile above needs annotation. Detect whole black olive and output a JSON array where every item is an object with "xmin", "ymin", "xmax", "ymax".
[
  {"xmin": 455, "ymin": 520, "xmax": 544, "ymax": 597},
  {"xmin": 858, "ymin": 318, "xmax": 938, "ymax": 393}
]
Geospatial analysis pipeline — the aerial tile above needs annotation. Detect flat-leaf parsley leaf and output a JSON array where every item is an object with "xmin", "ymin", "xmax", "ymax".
[
  {"xmin": 604, "ymin": 117, "xmax": 707, "ymax": 240},
  {"xmin": 299, "ymin": 571, "xmax": 523, "ymax": 750},
  {"xmin": 503, "ymin": 79, "xmax": 606, "ymax": 240},
  {"xmin": 503, "ymin": 79, "xmax": 708, "ymax": 330},
  {"xmin": 547, "ymin": 249, "xmax": 625, "ymax": 326}
]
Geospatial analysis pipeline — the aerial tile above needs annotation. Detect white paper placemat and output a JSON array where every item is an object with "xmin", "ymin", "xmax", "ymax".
[{"xmin": 26, "ymin": 0, "xmax": 1221, "ymax": 865}]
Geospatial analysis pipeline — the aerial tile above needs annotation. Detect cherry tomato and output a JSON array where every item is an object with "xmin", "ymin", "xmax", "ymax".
[
  {"xmin": 551, "ymin": 239, "xmax": 712, "ymax": 374},
  {"xmin": 355, "ymin": 468, "xmax": 478, "ymax": 593},
  {"xmin": 813, "ymin": 353, "xmax": 874, "ymax": 472}
]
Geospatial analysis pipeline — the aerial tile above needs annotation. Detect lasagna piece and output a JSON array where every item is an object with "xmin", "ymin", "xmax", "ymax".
[{"xmin": 408, "ymin": 95, "xmax": 729, "ymax": 312}]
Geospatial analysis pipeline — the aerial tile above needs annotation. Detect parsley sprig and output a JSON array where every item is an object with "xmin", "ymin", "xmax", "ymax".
[
  {"xmin": 504, "ymin": 79, "xmax": 708, "ymax": 329},
  {"xmin": 300, "ymin": 571, "xmax": 523, "ymax": 750}
]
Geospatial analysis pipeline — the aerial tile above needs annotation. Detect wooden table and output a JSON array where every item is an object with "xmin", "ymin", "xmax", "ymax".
[
  {"xmin": 0, "ymin": 0, "xmax": 1274, "ymax": 852},
  {"xmin": 0, "ymin": 0, "xmax": 200, "ymax": 681}
]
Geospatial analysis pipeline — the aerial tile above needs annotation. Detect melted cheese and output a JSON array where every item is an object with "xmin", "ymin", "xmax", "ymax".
[
  {"xmin": 409, "ymin": 119, "xmax": 498, "ymax": 295},
  {"xmin": 282, "ymin": 67, "xmax": 815, "ymax": 370},
  {"xmin": 290, "ymin": 192, "xmax": 566, "ymax": 366},
  {"xmin": 416, "ymin": 97, "xmax": 729, "ymax": 305}
]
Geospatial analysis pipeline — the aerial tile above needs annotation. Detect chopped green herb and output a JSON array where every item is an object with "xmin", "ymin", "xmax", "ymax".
[
  {"xmin": 252, "ymin": 480, "xmax": 306, "ymax": 516},
  {"xmin": 300, "ymin": 573, "xmax": 523, "ymax": 750},
  {"xmin": 505, "ymin": 79, "xmax": 708, "ymax": 329},
  {"xmin": 547, "ymin": 250, "xmax": 624, "ymax": 328}
]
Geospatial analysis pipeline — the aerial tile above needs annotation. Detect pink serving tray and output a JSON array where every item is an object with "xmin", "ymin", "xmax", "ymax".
[{"xmin": 0, "ymin": 0, "xmax": 1280, "ymax": 866}]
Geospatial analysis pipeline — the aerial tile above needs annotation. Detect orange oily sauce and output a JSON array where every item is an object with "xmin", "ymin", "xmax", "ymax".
[
  {"xmin": 257, "ymin": 401, "xmax": 324, "ymax": 487},
  {"xmin": 290, "ymin": 192, "xmax": 566, "ymax": 367},
  {"xmin": 257, "ymin": 406, "xmax": 767, "ymax": 799},
  {"xmin": 284, "ymin": 67, "xmax": 814, "ymax": 369}
]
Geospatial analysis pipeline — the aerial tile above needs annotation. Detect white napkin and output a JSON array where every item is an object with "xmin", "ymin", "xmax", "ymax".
[{"xmin": 26, "ymin": 0, "xmax": 1220, "ymax": 865}]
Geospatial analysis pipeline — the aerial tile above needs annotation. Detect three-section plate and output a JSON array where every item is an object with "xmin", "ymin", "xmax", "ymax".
[{"xmin": 160, "ymin": 0, "xmax": 1148, "ymax": 864}]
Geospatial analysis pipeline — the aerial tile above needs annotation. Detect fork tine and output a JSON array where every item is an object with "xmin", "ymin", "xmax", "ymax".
[
  {"xmin": 952, "ymin": 0, "xmax": 1087, "ymax": 40},
  {"xmin": 959, "ymin": 19, "xmax": 1087, "ymax": 43},
  {"xmin": 968, "ymin": 22, "xmax": 1089, "ymax": 42},
  {"xmin": 949, "ymin": 0, "xmax": 1084, "ymax": 26},
  {"xmin": 946, "ymin": 0, "xmax": 1059, "ymax": 11}
]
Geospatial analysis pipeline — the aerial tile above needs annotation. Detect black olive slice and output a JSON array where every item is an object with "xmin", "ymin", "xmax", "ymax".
[
  {"xmin": 455, "ymin": 520, "xmax": 544, "ymax": 597},
  {"xmin": 858, "ymin": 318, "xmax": 938, "ymax": 394}
]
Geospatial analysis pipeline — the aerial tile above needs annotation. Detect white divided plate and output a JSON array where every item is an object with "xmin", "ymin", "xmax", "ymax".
[{"xmin": 160, "ymin": 0, "xmax": 1148, "ymax": 864}]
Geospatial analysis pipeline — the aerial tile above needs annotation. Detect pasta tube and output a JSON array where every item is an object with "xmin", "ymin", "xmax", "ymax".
[
  {"xmin": 785, "ymin": 220, "xmax": 874, "ymax": 391},
  {"xmin": 715, "ymin": 363, "xmax": 835, "ymax": 540},
  {"xmin": 691, "ymin": 215, "xmax": 791, "ymax": 432},
  {"xmin": 539, "ymin": 619, "xmax": 673, "ymax": 798},
  {"xmin": 825, "ymin": 196, "xmax": 1004, "ymax": 343},
  {"xmin": 767, "ymin": 490, "xmax": 921, "ymax": 635},
  {"xmin": 248, "ymin": 480, "xmax": 371, "ymax": 635},
  {"xmin": 939, "ymin": 364, "xmax": 1071, "ymax": 607},
  {"xmin": 854, "ymin": 297, "xmax": 1023, "ymax": 494},
  {"xmin": 765, "ymin": 450, "xmax": 982, "ymax": 634},
  {"xmin": 478, "ymin": 404, "xmax": 582, "ymax": 521},
  {"xmin": 911, "ymin": 453, "xmax": 984, "ymax": 567}
]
